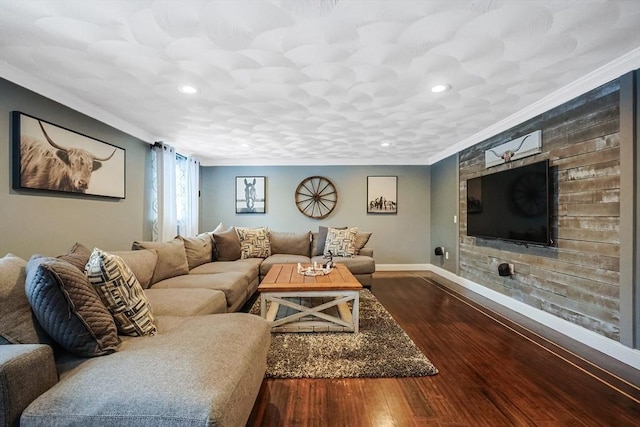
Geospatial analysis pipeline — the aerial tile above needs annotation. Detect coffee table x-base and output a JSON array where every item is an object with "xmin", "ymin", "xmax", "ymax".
[{"xmin": 258, "ymin": 264, "xmax": 362, "ymax": 333}]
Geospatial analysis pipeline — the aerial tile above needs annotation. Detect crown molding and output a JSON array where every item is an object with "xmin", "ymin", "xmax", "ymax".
[
  {"xmin": 0, "ymin": 61, "xmax": 156, "ymax": 145},
  {"xmin": 427, "ymin": 47, "xmax": 640, "ymax": 165}
]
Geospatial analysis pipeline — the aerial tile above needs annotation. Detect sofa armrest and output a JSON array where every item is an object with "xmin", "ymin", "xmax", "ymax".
[
  {"xmin": 359, "ymin": 247, "xmax": 374, "ymax": 257},
  {"xmin": 0, "ymin": 344, "xmax": 58, "ymax": 426}
]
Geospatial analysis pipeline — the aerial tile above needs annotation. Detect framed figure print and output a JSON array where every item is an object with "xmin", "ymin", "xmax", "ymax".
[
  {"xmin": 12, "ymin": 111, "xmax": 126, "ymax": 199},
  {"xmin": 236, "ymin": 176, "xmax": 266, "ymax": 213},
  {"xmin": 367, "ymin": 176, "xmax": 397, "ymax": 214}
]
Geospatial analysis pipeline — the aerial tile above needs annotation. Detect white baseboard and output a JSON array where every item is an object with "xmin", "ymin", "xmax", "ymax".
[
  {"xmin": 375, "ymin": 264, "xmax": 430, "ymax": 271},
  {"xmin": 426, "ymin": 264, "xmax": 640, "ymax": 370}
]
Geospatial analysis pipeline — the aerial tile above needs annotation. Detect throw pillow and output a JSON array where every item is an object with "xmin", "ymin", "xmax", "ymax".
[
  {"xmin": 178, "ymin": 233, "xmax": 213, "ymax": 269},
  {"xmin": 213, "ymin": 227, "xmax": 242, "ymax": 261},
  {"xmin": 354, "ymin": 232, "xmax": 373, "ymax": 255},
  {"xmin": 131, "ymin": 238, "xmax": 189, "ymax": 284},
  {"xmin": 236, "ymin": 227, "xmax": 271, "ymax": 259},
  {"xmin": 316, "ymin": 226, "xmax": 346, "ymax": 256},
  {"xmin": 24, "ymin": 255, "xmax": 119, "ymax": 357},
  {"xmin": 324, "ymin": 227, "xmax": 358, "ymax": 257},
  {"xmin": 0, "ymin": 254, "xmax": 50, "ymax": 345},
  {"xmin": 57, "ymin": 242, "xmax": 92, "ymax": 271},
  {"xmin": 212, "ymin": 222, "xmax": 226, "ymax": 233},
  {"xmin": 86, "ymin": 249, "xmax": 157, "ymax": 337}
]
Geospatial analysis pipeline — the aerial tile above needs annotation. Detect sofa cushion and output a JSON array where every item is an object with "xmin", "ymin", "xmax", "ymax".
[
  {"xmin": 189, "ymin": 259, "xmax": 261, "ymax": 283},
  {"xmin": 144, "ymin": 288, "xmax": 227, "ymax": 316},
  {"xmin": 236, "ymin": 226, "xmax": 272, "ymax": 259},
  {"xmin": 260, "ymin": 254, "xmax": 312, "ymax": 277},
  {"xmin": 324, "ymin": 227, "xmax": 358, "ymax": 257},
  {"xmin": 178, "ymin": 233, "xmax": 213, "ymax": 269},
  {"xmin": 57, "ymin": 242, "xmax": 91, "ymax": 271},
  {"xmin": 269, "ymin": 231, "xmax": 311, "ymax": 256},
  {"xmin": 0, "ymin": 254, "xmax": 50, "ymax": 345},
  {"xmin": 131, "ymin": 238, "xmax": 189, "ymax": 284},
  {"xmin": 110, "ymin": 249, "xmax": 158, "ymax": 289},
  {"xmin": 213, "ymin": 228, "xmax": 241, "ymax": 261},
  {"xmin": 86, "ymin": 249, "xmax": 157, "ymax": 337},
  {"xmin": 152, "ymin": 272, "xmax": 248, "ymax": 310},
  {"xmin": 21, "ymin": 314, "xmax": 270, "ymax": 427},
  {"xmin": 355, "ymin": 232, "xmax": 372, "ymax": 254},
  {"xmin": 24, "ymin": 255, "xmax": 119, "ymax": 357}
]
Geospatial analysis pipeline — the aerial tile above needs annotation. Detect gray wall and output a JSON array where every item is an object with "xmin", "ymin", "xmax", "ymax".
[
  {"xmin": 430, "ymin": 153, "xmax": 459, "ymax": 272},
  {"xmin": 200, "ymin": 165, "xmax": 430, "ymax": 265},
  {"xmin": 0, "ymin": 79, "xmax": 153, "ymax": 259}
]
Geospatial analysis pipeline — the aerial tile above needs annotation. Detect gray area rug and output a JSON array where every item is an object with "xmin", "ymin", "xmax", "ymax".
[{"xmin": 250, "ymin": 290, "xmax": 438, "ymax": 379}]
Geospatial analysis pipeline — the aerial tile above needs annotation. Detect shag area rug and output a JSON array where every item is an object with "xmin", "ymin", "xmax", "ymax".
[{"xmin": 250, "ymin": 290, "xmax": 438, "ymax": 379}]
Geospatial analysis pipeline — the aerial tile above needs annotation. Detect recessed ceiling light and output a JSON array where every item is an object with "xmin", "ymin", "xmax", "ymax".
[
  {"xmin": 381, "ymin": 142, "xmax": 391, "ymax": 147},
  {"xmin": 431, "ymin": 84, "xmax": 451, "ymax": 93},
  {"xmin": 240, "ymin": 143, "xmax": 252, "ymax": 148},
  {"xmin": 179, "ymin": 85, "xmax": 198, "ymax": 94}
]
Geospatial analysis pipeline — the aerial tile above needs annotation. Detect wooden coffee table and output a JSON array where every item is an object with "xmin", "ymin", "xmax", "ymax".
[{"xmin": 258, "ymin": 263, "xmax": 363, "ymax": 333}]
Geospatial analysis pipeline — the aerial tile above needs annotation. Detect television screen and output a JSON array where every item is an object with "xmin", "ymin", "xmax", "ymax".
[{"xmin": 466, "ymin": 160, "xmax": 550, "ymax": 246}]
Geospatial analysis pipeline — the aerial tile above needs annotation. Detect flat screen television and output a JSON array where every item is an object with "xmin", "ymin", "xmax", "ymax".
[{"xmin": 466, "ymin": 160, "xmax": 551, "ymax": 246}]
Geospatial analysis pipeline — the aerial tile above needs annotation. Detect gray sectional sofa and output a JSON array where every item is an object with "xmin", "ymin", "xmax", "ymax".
[{"xmin": 0, "ymin": 226, "xmax": 374, "ymax": 426}]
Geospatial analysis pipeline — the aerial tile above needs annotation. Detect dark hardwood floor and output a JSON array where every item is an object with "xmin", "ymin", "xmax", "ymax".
[{"xmin": 247, "ymin": 272, "xmax": 640, "ymax": 426}]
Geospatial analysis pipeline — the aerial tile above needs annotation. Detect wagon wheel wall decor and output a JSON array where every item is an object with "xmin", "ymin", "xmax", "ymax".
[{"xmin": 295, "ymin": 176, "xmax": 337, "ymax": 219}]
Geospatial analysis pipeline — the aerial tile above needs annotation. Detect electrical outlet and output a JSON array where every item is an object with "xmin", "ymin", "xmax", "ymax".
[
  {"xmin": 453, "ymin": 215, "xmax": 457, "ymax": 224},
  {"xmin": 445, "ymin": 252, "xmax": 449, "ymax": 260}
]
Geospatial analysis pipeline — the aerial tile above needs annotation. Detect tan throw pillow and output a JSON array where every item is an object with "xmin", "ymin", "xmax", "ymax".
[
  {"xmin": 131, "ymin": 238, "xmax": 188, "ymax": 284},
  {"xmin": 86, "ymin": 249, "xmax": 157, "ymax": 337},
  {"xmin": 213, "ymin": 228, "xmax": 242, "ymax": 261},
  {"xmin": 25, "ymin": 255, "xmax": 119, "ymax": 356},
  {"xmin": 236, "ymin": 227, "xmax": 272, "ymax": 259},
  {"xmin": 0, "ymin": 254, "xmax": 50, "ymax": 345},
  {"xmin": 178, "ymin": 234, "xmax": 213, "ymax": 270},
  {"xmin": 324, "ymin": 227, "xmax": 358, "ymax": 257},
  {"xmin": 354, "ymin": 232, "xmax": 372, "ymax": 255}
]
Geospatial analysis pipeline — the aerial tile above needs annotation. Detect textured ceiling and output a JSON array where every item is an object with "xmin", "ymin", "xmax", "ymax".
[{"xmin": 1, "ymin": 0, "xmax": 639, "ymax": 166}]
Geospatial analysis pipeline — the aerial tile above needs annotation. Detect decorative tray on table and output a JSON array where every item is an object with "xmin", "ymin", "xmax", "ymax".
[{"xmin": 297, "ymin": 262, "xmax": 333, "ymax": 276}]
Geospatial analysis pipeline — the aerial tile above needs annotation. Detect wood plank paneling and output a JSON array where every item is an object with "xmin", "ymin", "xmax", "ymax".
[{"xmin": 459, "ymin": 80, "xmax": 622, "ymax": 341}]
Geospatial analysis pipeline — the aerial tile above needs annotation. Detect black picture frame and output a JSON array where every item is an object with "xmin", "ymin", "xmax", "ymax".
[
  {"xmin": 12, "ymin": 111, "xmax": 126, "ymax": 199},
  {"xmin": 367, "ymin": 176, "xmax": 397, "ymax": 214},
  {"xmin": 235, "ymin": 176, "xmax": 266, "ymax": 213}
]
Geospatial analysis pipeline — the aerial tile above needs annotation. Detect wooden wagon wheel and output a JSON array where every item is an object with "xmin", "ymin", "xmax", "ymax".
[{"xmin": 295, "ymin": 176, "xmax": 337, "ymax": 219}]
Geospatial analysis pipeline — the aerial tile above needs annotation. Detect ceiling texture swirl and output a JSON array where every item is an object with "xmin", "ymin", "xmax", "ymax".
[{"xmin": 1, "ymin": 0, "xmax": 639, "ymax": 165}]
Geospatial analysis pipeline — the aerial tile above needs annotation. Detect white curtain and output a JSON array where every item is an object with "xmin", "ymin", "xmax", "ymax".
[
  {"xmin": 151, "ymin": 142, "xmax": 177, "ymax": 242},
  {"xmin": 176, "ymin": 155, "xmax": 200, "ymax": 237}
]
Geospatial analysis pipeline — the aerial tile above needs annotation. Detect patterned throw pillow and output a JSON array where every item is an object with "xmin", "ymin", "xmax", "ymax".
[
  {"xmin": 324, "ymin": 227, "xmax": 358, "ymax": 257},
  {"xmin": 236, "ymin": 227, "xmax": 272, "ymax": 259},
  {"xmin": 86, "ymin": 248, "xmax": 157, "ymax": 337}
]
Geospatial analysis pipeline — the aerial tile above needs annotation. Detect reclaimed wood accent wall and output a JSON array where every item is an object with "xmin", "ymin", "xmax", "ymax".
[{"xmin": 459, "ymin": 80, "xmax": 620, "ymax": 341}]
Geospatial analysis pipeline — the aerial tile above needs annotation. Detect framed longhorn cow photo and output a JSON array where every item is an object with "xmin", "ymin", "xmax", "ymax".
[
  {"xmin": 12, "ymin": 112, "xmax": 126, "ymax": 199},
  {"xmin": 235, "ymin": 176, "xmax": 265, "ymax": 213}
]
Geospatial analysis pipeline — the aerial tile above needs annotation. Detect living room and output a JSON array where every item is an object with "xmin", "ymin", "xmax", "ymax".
[{"xmin": 1, "ymin": 1, "xmax": 639, "ymax": 425}]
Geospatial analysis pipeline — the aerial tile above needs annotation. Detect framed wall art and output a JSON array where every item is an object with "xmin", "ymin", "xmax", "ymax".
[
  {"xmin": 236, "ymin": 176, "xmax": 266, "ymax": 213},
  {"xmin": 367, "ymin": 176, "xmax": 397, "ymax": 214},
  {"xmin": 12, "ymin": 111, "xmax": 126, "ymax": 199}
]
